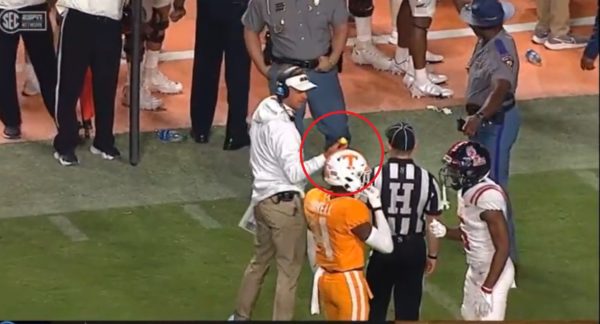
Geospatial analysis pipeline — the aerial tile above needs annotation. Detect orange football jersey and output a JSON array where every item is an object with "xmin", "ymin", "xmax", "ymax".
[{"xmin": 304, "ymin": 188, "xmax": 371, "ymax": 272}]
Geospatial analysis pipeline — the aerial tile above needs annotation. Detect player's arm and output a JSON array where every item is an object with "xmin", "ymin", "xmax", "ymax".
[
  {"xmin": 480, "ymin": 209, "xmax": 510, "ymax": 290},
  {"xmin": 351, "ymin": 187, "xmax": 393, "ymax": 254}
]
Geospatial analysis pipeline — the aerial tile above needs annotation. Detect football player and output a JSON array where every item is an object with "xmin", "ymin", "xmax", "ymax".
[
  {"xmin": 304, "ymin": 149, "xmax": 393, "ymax": 321},
  {"xmin": 429, "ymin": 141, "xmax": 515, "ymax": 321}
]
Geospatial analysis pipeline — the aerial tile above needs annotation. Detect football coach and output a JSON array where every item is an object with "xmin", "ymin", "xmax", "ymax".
[{"xmin": 229, "ymin": 65, "xmax": 347, "ymax": 321}]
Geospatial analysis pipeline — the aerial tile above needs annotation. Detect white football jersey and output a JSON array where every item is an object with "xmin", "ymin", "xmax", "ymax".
[{"xmin": 457, "ymin": 178, "xmax": 507, "ymax": 264}]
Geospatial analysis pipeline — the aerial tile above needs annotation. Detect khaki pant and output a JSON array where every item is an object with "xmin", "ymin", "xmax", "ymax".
[
  {"xmin": 234, "ymin": 194, "xmax": 307, "ymax": 321},
  {"xmin": 536, "ymin": 0, "xmax": 571, "ymax": 37}
]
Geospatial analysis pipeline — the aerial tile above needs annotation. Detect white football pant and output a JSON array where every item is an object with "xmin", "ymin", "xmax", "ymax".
[{"xmin": 461, "ymin": 258, "xmax": 515, "ymax": 321}]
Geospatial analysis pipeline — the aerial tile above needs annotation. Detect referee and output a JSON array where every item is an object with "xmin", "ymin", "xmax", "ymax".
[
  {"xmin": 52, "ymin": 0, "xmax": 126, "ymax": 166},
  {"xmin": 366, "ymin": 121, "xmax": 442, "ymax": 322}
]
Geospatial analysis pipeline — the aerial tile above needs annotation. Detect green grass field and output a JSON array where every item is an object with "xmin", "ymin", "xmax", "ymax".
[{"xmin": 0, "ymin": 96, "xmax": 598, "ymax": 320}]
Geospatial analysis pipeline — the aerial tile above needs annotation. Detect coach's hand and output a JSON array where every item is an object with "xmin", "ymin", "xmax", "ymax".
[
  {"xmin": 323, "ymin": 141, "xmax": 348, "ymax": 159},
  {"xmin": 429, "ymin": 219, "xmax": 447, "ymax": 238}
]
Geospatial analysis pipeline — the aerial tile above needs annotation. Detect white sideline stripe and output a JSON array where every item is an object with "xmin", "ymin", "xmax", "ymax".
[
  {"xmin": 153, "ymin": 16, "xmax": 595, "ymax": 63},
  {"xmin": 575, "ymin": 170, "xmax": 599, "ymax": 191},
  {"xmin": 48, "ymin": 215, "xmax": 89, "ymax": 242},
  {"xmin": 424, "ymin": 281, "xmax": 462, "ymax": 319},
  {"xmin": 183, "ymin": 204, "xmax": 222, "ymax": 229}
]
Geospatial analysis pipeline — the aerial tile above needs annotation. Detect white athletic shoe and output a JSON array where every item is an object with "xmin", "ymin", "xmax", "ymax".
[
  {"xmin": 390, "ymin": 57, "xmax": 448, "ymax": 84},
  {"xmin": 121, "ymin": 84, "xmax": 164, "ymax": 111},
  {"xmin": 351, "ymin": 40, "xmax": 394, "ymax": 71},
  {"xmin": 145, "ymin": 68, "xmax": 183, "ymax": 94},
  {"xmin": 404, "ymin": 76, "xmax": 454, "ymax": 99}
]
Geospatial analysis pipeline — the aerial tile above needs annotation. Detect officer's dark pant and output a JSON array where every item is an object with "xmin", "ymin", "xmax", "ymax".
[
  {"xmin": 366, "ymin": 235, "xmax": 426, "ymax": 322},
  {"xmin": 0, "ymin": 3, "xmax": 56, "ymax": 127},
  {"xmin": 53, "ymin": 9, "xmax": 122, "ymax": 155},
  {"xmin": 190, "ymin": 0, "xmax": 250, "ymax": 140}
]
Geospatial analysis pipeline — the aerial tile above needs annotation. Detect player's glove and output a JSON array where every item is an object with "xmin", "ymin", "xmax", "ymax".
[
  {"xmin": 474, "ymin": 286, "xmax": 493, "ymax": 318},
  {"xmin": 429, "ymin": 219, "xmax": 447, "ymax": 238},
  {"xmin": 360, "ymin": 185, "xmax": 382, "ymax": 209}
]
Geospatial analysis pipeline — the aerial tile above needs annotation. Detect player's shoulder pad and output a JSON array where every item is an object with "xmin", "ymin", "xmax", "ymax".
[
  {"xmin": 493, "ymin": 38, "xmax": 515, "ymax": 68},
  {"xmin": 474, "ymin": 185, "xmax": 506, "ymax": 211}
]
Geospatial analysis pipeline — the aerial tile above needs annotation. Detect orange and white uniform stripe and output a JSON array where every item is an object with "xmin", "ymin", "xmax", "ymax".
[{"xmin": 304, "ymin": 189, "xmax": 373, "ymax": 321}]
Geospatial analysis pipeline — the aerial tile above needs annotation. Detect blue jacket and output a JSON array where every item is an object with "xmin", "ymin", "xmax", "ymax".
[{"xmin": 583, "ymin": 9, "xmax": 599, "ymax": 59}]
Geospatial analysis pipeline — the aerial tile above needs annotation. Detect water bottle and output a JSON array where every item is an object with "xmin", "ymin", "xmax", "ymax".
[
  {"xmin": 155, "ymin": 129, "xmax": 186, "ymax": 143},
  {"xmin": 525, "ymin": 49, "xmax": 542, "ymax": 66}
]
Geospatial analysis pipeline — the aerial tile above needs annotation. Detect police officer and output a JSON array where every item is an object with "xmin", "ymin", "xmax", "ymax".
[
  {"xmin": 189, "ymin": 0, "xmax": 251, "ymax": 150},
  {"xmin": 0, "ymin": 0, "xmax": 57, "ymax": 139},
  {"xmin": 366, "ymin": 121, "xmax": 442, "ymax": 322},
  {"xmin": 53, "ymin": 0, "xmax": 127, "ymax": 166},
  {"xmin": 241, "ymin": 0, "xmax": 351, "ymax": 148},
  {"xmin": 454, "ymin": 0, "xmax": 520, "ymax": 270}
]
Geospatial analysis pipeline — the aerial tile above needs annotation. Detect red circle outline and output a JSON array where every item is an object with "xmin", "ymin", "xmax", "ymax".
[{"xmin": 300, "ymin": 110, "xmax": 385, "ymax": 197}]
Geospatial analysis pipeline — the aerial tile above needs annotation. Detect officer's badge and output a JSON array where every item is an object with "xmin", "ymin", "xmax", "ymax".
[{"xmin": 501, "ymin": 55, "xmax": 514, "ymax": 68}]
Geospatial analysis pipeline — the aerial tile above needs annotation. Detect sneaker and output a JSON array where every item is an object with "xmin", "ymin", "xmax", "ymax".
[
  {"xmin": 532, "ymin": 29, "xmax": 550, "ymax": 44},
  {"xmin": 390, "ymin": 57, "xmax": 448, "ymax": 84},
  {"xmin": 121, "ymin": 84, "xmax": 164, "ymax": 111},
  {"xmin": 544, "ymin": 34, "xmax": 588, "ymax": 50},
  {"xmin": 351, "ymin": 40, "xmax": 394, "ymax": 71},
  {"xmin": 405, "ymin": 76, "xmax": 454, "ymax": 99},
  {"xmin": 54, "ymin": 151, "xmax": 79, "ymax": 166},
  {"xmin": 3, "ymin": 126, "xmax": 21, "ymax": 139},
  {"xmin": 145, "ymin": 68, "xmax": 183, "ymax": 94},
  {"xmin": 90, "ymin": 145, "xmax": 121, "ymax": 160}
]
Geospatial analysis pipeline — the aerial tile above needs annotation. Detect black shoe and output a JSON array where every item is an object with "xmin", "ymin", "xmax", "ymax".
[
  {"xmin": 3, "ymin": 126, "xmax": 21, "ymax": 140},
  {"xmin": 54, "ymin": 151, "xmax": 79, "ymax": 166},
  {"xmin": 223, "ymin": 136, "xmax": 250, "ymax": 151},
  {"xmin": 190, "ymin": 130, "xmax": 209, "ymax": 143},
  {"xmin": 90, "ymin": 145, "xmax": 121, "ymax": 160}
]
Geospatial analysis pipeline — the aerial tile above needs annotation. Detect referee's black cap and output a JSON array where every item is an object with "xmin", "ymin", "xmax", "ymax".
[{"xmin": 385, "ymin": 121, "xmax": 416, "ymax": 151}]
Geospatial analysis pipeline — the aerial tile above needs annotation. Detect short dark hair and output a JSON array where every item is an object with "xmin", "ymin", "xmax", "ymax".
[{"xmin": 385, "ymin": 121, "xmax": 416, "ymax": 151}]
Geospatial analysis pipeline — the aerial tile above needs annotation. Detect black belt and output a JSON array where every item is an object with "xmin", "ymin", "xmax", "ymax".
[
  {"xmin": 269, "ymin": 191, "xmax": 299, "ymax": 203},
  {"xmin": 271, "ymin": 55, "xmax": 319, "ymax": 69},
  {"xmin": 393, "ymin": 234, "xmax": 424, "ymax": 244}
]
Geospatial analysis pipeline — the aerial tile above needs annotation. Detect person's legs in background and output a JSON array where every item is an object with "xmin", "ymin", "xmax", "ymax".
[
  {"xmin": 121, "ymin": 0, "xmax": 164, "ymax": 111},
  {"xmin": 349, "ymin": 0, "xmax": 395, "ymax": 71},
  {"xmin": 533, "ymin": 0, "xmax": 588, "ymax": 50},
  {"xmin": 144, "ymin": 0, "xmax": 184, "ymax": 95}
]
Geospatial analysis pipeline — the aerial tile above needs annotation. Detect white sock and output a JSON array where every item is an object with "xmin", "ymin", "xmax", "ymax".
[
  {"xmin": 415, "ymin": 68, "xmax": 428, "ymax": 84},
  {"xmin": 355, "ymin": 16, "xmax": 372, "ymax": 43},
  {"xmin": 145, "ymin": 50, "xmax": 160, "ymax": 69},
  {"xmin": 395, "ymin": 47, "xmax": 409, "ymax": 62}
]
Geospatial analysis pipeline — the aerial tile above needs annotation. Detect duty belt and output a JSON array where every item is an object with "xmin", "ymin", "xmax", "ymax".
[{"xmin": 271, "ymin": 55, "xmax": 319, "ymax": 69}]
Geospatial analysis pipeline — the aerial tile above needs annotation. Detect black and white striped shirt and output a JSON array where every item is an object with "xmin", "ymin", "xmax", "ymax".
[{"xmin": 372, "ymin": 158, "xmax": 442, "ymax": 237}]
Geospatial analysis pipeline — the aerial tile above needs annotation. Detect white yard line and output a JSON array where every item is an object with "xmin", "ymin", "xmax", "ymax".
[
  {"xmin": 48, "ymin": 215, "xmax": 89, "ymax": 242},
  {"xmin": 182, "ymin": 203, "xmax": 222, "ymax": 229}
]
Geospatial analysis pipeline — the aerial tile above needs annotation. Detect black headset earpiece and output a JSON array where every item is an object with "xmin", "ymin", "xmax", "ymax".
[{"xmin": 275, "ymin": 66, "xmax": 304, "ymax": 101}]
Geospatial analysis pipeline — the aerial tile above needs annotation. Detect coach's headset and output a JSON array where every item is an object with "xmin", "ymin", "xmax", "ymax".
[{"xmin": 274, "ymin": 65, "xmax": 308, "ymax": 122}]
